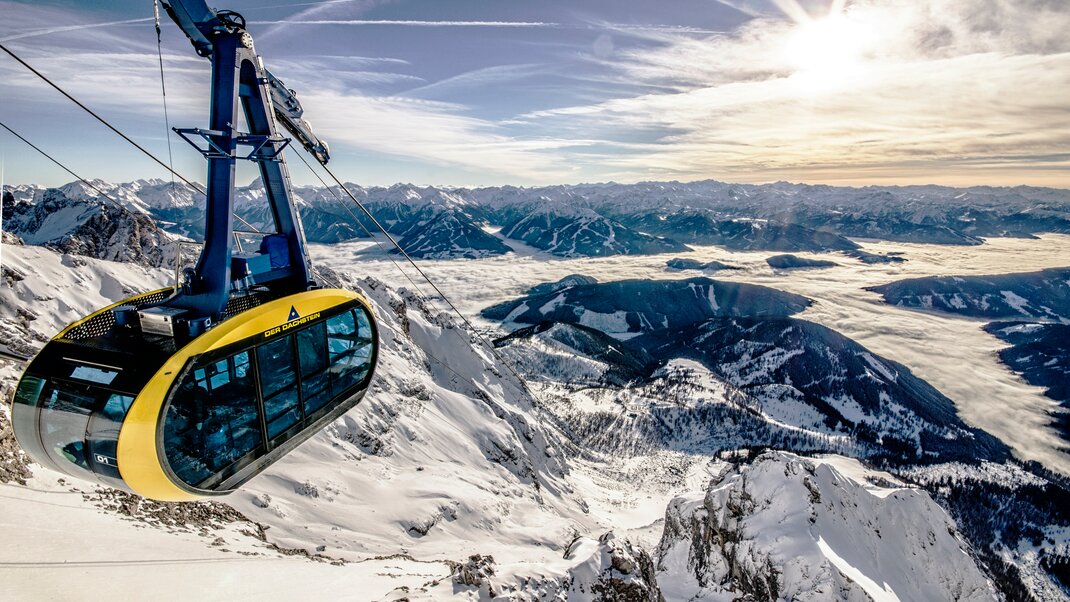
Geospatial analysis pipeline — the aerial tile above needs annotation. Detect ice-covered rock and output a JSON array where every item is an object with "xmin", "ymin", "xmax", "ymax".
[
  {"xmin": 3, "ymin": 187, "xmax": 176, "ymax": 268},
  {"xmin": 655, "ymin": 452, "xmax": 997, "ymax": 601}
]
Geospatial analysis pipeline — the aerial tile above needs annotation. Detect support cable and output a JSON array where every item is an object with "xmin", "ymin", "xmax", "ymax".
[
  {"xmin": 304, "ymin": 153, "xmax": 542, "ymax": 407},
  {"xmin": 291, "ymin": 150, "xmax": 431, "ymax": 298},
  {"xmin": 0, "ymin": 42, "xmax": 261, "ymax": 235},
  {"xmin": 3, "ymin": 39, "xmax": 540, "ymax": 408},
  {"xmin": 0, "ymin": 120, "xmax": 131, "ymax": 211},
  {"xmin": 152, "ymin": 0, "xmax": 178, "ymax": 197},
  {"xmin": 0, "ymin": 43, "xmax": 201, "ymax": 194},
  {"xmin": 292, "ymin": 150, "xmax": 553, "ymax": 443}
]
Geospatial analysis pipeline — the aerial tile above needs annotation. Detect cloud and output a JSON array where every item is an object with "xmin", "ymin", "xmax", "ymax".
[
  {"xmin": 0, "ymin": 43, "xmax": 575, "ymax": 184},
  {"xmin": 292, "ymin": 87, "xmax": 581, "ymax": 181},
  {"xmin": 4, "ymin": 0, "xmax": 1069, "ymax": 187},
  {"xmin": 513, "ymin": 0, "xmax": 1070, "ymax": 185},
  {"xmin": 402, "ymin": 64, "xmax": 549, "ymax": 99},
  {"xmin": 258, "ymin": 0, "xmax": 394, "ymax": 38}
]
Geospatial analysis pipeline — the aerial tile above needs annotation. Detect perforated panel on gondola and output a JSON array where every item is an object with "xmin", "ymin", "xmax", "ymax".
[
  {"xmin": 223, "ymin": 291, "xmax": 268, "ymax": 320},
  {"xmin": 63, "ymin": 289, "xmax": 174, "ymax": 340}
]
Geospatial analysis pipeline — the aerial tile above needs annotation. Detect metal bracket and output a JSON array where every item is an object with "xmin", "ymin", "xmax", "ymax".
[{"xmin": 173, "ymin": 127, "xmax": 291, "ymax": 161}]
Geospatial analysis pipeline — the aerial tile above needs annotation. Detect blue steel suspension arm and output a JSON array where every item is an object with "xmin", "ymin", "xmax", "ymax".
[
  {"xmin": 160, "ymin": 0, "xmax": 331, "ymax": 163},
  {"xmin": 158, "ymin": 0, "xmax": 319, "ymax": 318}
]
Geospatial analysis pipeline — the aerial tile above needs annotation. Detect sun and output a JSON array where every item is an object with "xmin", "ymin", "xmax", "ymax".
[{"xmin": 784, "ymin": 12, "xmax": 873, "ymax": 93}]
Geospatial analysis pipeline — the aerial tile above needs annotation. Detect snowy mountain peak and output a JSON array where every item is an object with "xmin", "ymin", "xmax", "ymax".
[{"xmin": 656, "ymin": 451, "xmax": 997, "ymax": 601}]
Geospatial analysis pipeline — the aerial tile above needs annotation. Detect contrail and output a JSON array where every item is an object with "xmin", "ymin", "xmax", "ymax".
[
  {"xmin": 253, "ymin": 19, "xmax": 561, "ymax": 28},
  {"xmin": 248, "ymin": 0, "xmax": 362, "ymax": 9},
  {"xmin": 0, "ymin": 17, "xmax": 153, "ymax": 43}
]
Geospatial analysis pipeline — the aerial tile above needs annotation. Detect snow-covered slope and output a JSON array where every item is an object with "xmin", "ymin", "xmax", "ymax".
[
  {"xmin": 655, "ymin": 451, "xmax": 997, "ymax": 601},
  {"xmin": 3, "ymin": 225, "xmax": 1070, "ymax": 599},
  {"xmin": 395, "ymin": 210, "xmax": 512, "ymax": 259},
  {"xmin": 501, "ymin": 206, "xmax": 689, "ymax": 257},
  {"xmin": 486, "ymin": 275, "xmax": 1008, "ymax": 465},
  {"xmin": 870, "ymin": 268, "xmax": 1070, "ymax": 321},
  {"xmin": 0, "ymin": 244, "xmax": 171, "ymax": 358},
  {"xmin": 3, "ymin": 187, "xmax": 176, "ymax": 267},
  {"xmin": 0, "ymin": 241, "xmax": 603, "ymax": 597},
  {"xmin": 638, "ymin": 316, "xmax": 1010, "ymax": 463},
  {"xmin": 482, "ymin": 277, "xmax": 811, "ymax": 334}
]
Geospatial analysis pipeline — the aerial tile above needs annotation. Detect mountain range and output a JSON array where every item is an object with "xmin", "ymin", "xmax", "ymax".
[
  {"xmin": 6, "ymin": 178, "xmax": 1070, "ymax": 262},
  {"xmin": 4, "ymin": 177, "xmax": 1070, "ymax": 600}
]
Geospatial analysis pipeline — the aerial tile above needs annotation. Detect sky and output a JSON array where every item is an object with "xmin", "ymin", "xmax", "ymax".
[{"xmin": 0, "ymin": 0, "xmax": 1068, "ymax": 188}]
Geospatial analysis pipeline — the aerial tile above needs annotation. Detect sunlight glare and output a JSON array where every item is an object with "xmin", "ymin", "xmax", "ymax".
[{"xmin": 785, "ymin": 13, "xmax": 873, "ymax": 93}]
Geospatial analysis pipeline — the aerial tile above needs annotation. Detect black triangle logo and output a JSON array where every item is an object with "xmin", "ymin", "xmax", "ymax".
[{"xmin": 288, "ymin": 306, "xmax": 300, "ymax": 321}]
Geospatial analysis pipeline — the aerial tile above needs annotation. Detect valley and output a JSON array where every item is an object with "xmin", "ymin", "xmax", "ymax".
[
  {"xmin": 2, "ymin": 178, "xmax": 1070, "ymax": 600},
  {"xmin": 314, "ymin": 233, "xmax": 1070, "ymax": 475}
]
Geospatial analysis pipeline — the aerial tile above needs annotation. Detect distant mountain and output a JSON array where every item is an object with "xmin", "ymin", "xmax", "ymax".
[
  {"xmin": 8, "ymin": 177, "xmax": 1070, "ymax": 260},
  {"xmin": 501, "ymin": 206, "xmax": 688, "ymax": 257},
  {"xmin": 766, "ymin": 254, "xmax": 837, "ymax": 269},
  {"xmin": 394, "ymin": 210, "xmax": 512, "ymax": 259},
  {"xmin": 524, "ymin": 274, "xmax": 598, "ymax": 296},
  {"xmin": 473, "ymin": 180, "xmax": 1070, "ymax": 246},
  {"xmin": 869, "ymin": 268, "xmax": 1070, "ymax": 321},
  {"xmin": 985, "ymin": 322, "xmax": 1070, "ymax": 440},
  {"xmin": 487, "ymin": 276, "xmax": 1007, "ymax": 463},
  {"xmin": 2, "ymin": 186, "xmax": 176, "ymax": 268},
  {"xmin": 776, "ymin": 200, "xmax": 988, "ymax": 245},
  {"xmin": 622, "ymin": 212, "xmax": 861, "ymax": 253},
  {"xmin": 482, "ymin": 277, "xmax": 811, "ymax": 333},
  {"xmin": 635, "ymin": 316, "xmax": 1008, "ymax": 462},
  {"xmin": 665, "ymin": 258, "xmax": 740, "ymax": 272}
]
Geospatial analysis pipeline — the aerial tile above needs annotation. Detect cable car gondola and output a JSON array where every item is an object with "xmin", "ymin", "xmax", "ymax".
[{"xmin": 9, "ymin": 0, "xmax": 378, "ymax": 501}]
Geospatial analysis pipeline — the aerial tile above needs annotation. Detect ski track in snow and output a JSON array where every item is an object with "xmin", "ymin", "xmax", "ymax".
[{"xmin": 312, "ymin": 233, "xmax": 1070, "ymax": 474}]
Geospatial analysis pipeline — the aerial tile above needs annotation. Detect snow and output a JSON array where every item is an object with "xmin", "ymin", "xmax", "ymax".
[
  {"xmin": 655, "ymin": 452, "xmax": 997, "ymax": 601},
  {"xmin": 817, "ymin": 535, "xmax": 902, "ymax": 602},
  {"xmin": 862, "ymin": 352, "xmax": 898, "ymax": 383},
  {"xmin": 0, "ymin": 244, "xmax": 594, "ymax": 598},
  {"xmin": 0, "ymin": 243, "xmax": 171, "ymax": 356},
  {"xmin": 577, "ymin": 309, "xmax": 631, "ymax": 334},
  {"xmin": 1, "ymin": 220, "xmax": 1068, "ymax": 598},
  {"xmin": 1000, "ymin": 289, "xmax": 1033, "ymax": 315},
  {"xmin": 809, "ymin": 454, "xmax": 906, "ymax": 499},
  {"xmin": 0, "ymin": 484, "xmax": 447, "ymax": 602},
  {"xmin": 311, "ymin": 232, "xmax": 1070, "ymax": 474}
]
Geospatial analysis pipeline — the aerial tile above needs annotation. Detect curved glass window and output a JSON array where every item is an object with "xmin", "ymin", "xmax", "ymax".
[
  {"xmin": 11, "ymin": 374, "xmax": 133, "ymax": 485},
  {"xmin": 328, "ymin": 309, "xmax": 374, "ymax": 392},
  {"xmin": 163, "ymin": 351, "xmax": 262, "ymax": 487},
  {"xmin": 38, "ymin": 384, "xmax": 95, "ymax": 474},
  {"xmin": 258, "ymin": 336, "xmax": 301, "ymax": 439},
  {"xmin": 297, "ymin": 322, "xmax": 330, "ymax": 416},
  {"xmin": 162, "ymin": 303, "xmax": 374, "ymax": 490}
]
